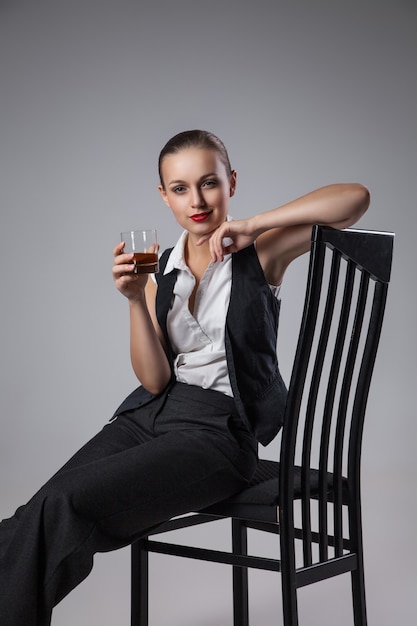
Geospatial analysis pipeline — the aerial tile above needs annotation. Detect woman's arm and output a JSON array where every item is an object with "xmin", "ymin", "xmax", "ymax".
[
  {"xmin": 113, "ymin": 242, "xmax": 172, "ymax": 395},
  {"xmin": 204, "ymin": 183, "xmax": 370, "ymax": 285}
]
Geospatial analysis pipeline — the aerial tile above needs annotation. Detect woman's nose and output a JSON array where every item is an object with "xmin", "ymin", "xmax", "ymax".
[{"xmin": 190, "ymin": 187, "xmax": 205, "ymax": 208}]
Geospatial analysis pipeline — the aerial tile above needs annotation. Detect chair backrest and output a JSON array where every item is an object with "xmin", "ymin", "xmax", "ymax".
[{"xmin": 279, "ymin": 225, "xmax": 394, "ymax": 569}]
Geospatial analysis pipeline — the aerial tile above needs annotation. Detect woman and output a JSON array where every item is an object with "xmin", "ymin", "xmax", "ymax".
[{"xmin": 0, "ymin": 130, "xmax": 369, "ymax": 624}]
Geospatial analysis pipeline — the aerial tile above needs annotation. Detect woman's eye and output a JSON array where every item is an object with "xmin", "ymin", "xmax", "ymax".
[
  {"xmin": 202, "ymin": 180, "xmax": 216, "ymax": 188},
  {"xmin": 173, "ymin": 186, "xmax": 186, "ymax": 193}
]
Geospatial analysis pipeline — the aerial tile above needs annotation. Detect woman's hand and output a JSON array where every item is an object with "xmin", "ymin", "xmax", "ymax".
[
  {"xmin": 197, "ymin": 218, "xmax": 258, "ymax": 262},
  {"xmin": 112, "ymin": 242, "xmax": 149, "ymax": 300}
]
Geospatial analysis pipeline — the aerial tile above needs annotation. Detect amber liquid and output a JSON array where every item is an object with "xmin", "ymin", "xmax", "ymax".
[{"xmin": 132, "ymin": 252, "xmax": 159, "ymax": 274}]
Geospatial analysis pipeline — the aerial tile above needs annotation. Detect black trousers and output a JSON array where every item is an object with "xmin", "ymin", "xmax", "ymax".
[{"xmin": 0, "ymin": 383, "xmax": 257, "ymax": 625}]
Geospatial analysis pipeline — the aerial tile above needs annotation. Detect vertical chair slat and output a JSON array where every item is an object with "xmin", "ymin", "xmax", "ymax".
[
  {"xmin": 301, "ymin": 250, "xmax": 341, "ymax": 567},
  {"xmin": 279, "ymin": 232, "xmax": 326, "ymax": 613},
  {"xmin": 348, "ymin": 282, "xmax": 389, "ymax": 510},
  {"xmin": 318, "ymin": 260, "xmax": 355, "ymax": 561},
  {"xmin": 333, "ymin": 270, "xmax": 370, "ymax": 557}
]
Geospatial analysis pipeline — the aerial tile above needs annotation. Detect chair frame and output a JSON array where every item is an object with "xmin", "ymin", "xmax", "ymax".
[{"xmin": 131, "ymin": 225, "xmax": 394, "ymax": 626}]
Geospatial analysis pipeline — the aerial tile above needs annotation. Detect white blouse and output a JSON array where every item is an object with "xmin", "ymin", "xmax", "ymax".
[{"xmin": 163, "ymin": 230, "xmax": 281, "ymax": 397}]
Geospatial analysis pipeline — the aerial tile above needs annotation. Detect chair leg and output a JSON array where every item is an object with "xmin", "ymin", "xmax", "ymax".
[
  {"xmin": 232, "ymin": 519, "xmax": 249, "ymax": 626},
  {"xmin": 281, "ymin": 571, "xmax": 299, "ymax": 626},
  {"xmin": 350, "ymin": 535, "xmax": 367, "ymax": 626},
  {"xmin": 131, "ymin": 539, "xmax": 149, "ymax": 626},
  {"xmin": 351, "ymin": 565, "xmax": 367, "ymax": 626},
  {"xmin": 280, "ymin": 531, "xmax": 299, "ymax": 626},
  {"xmin": 349, "ymin": 499, "xmax": 368, "ymax": 626}
]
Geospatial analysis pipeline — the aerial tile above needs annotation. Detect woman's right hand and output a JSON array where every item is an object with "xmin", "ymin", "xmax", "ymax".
[{"xmin": 112, "ymin": 242, "xmax": 149, "ymax": 300}]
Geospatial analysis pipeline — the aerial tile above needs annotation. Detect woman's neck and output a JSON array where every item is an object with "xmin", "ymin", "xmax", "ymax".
[{"xmin": 184, "ymin": 233, "xmax": 212, "ymax": 281}]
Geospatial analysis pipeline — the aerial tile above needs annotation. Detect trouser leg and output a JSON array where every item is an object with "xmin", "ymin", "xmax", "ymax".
[
  {"xmin": 0, "ymin": 411, "xmax": 151, "ymax": 626},
  {"xmin": 0, "ymin": 385, "xmax": 257, "ymax": 625}
]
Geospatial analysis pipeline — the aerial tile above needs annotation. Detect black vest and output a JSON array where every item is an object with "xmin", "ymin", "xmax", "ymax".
[{"xmin": 114, "ymin": 245, "xmax": 287, "ymax": 446}]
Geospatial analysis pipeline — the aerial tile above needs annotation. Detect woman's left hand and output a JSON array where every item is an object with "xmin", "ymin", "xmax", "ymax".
[{"xmin": 197, "ymin": 218, "xmax": 257, "ymax": 262}]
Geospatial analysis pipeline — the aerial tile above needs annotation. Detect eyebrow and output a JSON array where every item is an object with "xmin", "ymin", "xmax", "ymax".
[{"xmin": 168, "ymin": 172, "xmax": 218, "ymax": 186}]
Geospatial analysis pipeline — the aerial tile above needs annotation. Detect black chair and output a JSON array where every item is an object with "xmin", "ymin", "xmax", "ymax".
[{"xmin": 131, "ymin": 225, "xmax": 394, "ymax": 626}]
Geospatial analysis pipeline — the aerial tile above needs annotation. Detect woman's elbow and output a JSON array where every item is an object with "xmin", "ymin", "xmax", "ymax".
[
  {"xmin": 353, "ymin": 183, "xmax": 371, "ymax": 219},
  {"xmin": 341, "ymin": 183, "xmax": 370, "ymax": 227},
  {"xmin": 140, "ymin": 371, "xmax": 172, "ymax": 396}
]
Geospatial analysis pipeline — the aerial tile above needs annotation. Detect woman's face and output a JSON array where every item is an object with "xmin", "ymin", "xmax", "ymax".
[{"xmin": 158, "ymin": 147, "xmax": 236, "ymax": 238}]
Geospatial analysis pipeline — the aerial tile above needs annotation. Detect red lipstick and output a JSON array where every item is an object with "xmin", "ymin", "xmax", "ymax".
[{"xmin": 190, "ymin": 211, "xmax": 211, "ymax": 222}]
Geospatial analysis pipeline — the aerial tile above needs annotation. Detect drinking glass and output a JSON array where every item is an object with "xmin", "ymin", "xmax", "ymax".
[{"xmin": 120, "ymin": 229, "xmax": 159, "ymax": 274}]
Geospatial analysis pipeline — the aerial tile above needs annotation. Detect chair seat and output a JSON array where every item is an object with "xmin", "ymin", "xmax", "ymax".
[{"xmin": 201, "ymin": 459, "xmax": 347, "ymax": 523}]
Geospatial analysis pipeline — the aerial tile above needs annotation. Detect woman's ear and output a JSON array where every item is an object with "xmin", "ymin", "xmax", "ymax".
[
  {"xmin": 229, "ymin": 170, "xmax": 237, "ymax": 197},
  {"xmin": 158, "ymin": 184, "xmax": 170, "ymax": 208}
]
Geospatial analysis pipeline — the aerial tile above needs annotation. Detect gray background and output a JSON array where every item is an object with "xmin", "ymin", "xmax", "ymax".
[{"xmin": 0, "ymin": 1, "xmax": 415, "ymax": 624}]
